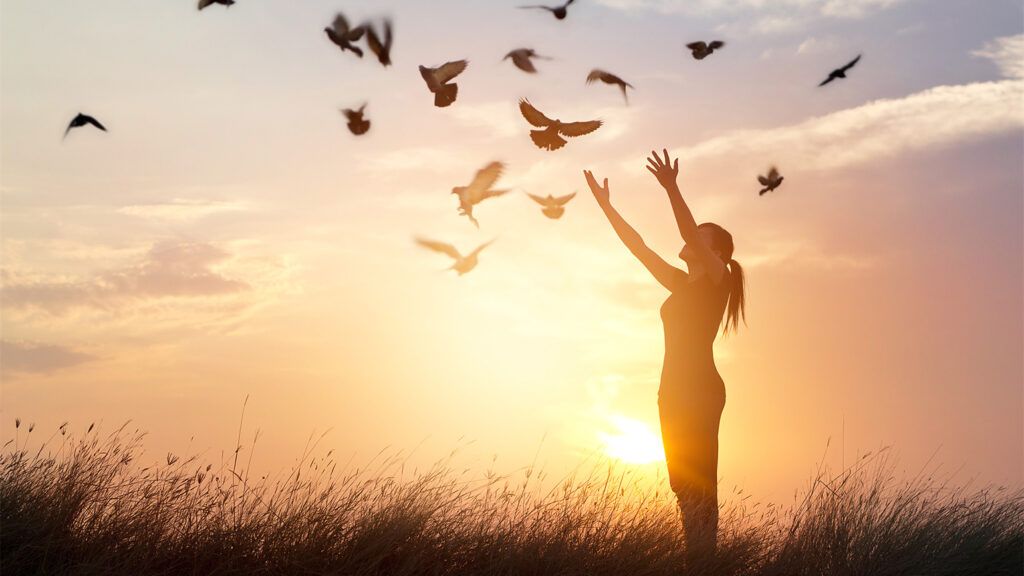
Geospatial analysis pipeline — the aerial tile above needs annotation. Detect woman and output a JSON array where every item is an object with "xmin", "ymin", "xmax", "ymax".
[{"xmin": 584, "ymin": 149, "xmax": 745, "ymax": 559}]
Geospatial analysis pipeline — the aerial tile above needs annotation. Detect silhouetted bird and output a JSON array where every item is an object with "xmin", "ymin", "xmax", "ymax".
[
  {"xmin": 586, "ymin": 69, "xmax": 633, "ymax": 103},
  {"xmin": 324, "ymin": 13, "xmax": 366, "ymax": 58},
  {"xmin": 452, "ymin": 161, "xmax": 509, "ymax": 227},
  {"xmin": 686, "ymin": 40, "xmax": 725, "ymax": 60},
  {"xmin": 64, "ymin": 113, "xmax": 107, "ymax": 139},
  {"xmin": 518, "ymin": 99, "xmax": 601, "ymax": 151},
  {"xmin": 198, "ymin": 0, "xmax": 234, "ymax": 10},
  {"xmin": 504, "ymin": 48, "xmax": 550, "ymax": 73},
  {"xmin": 527, "ymin": 192, "xmax": 576, "ymax": 219},
  {"xmin": 819, "ymin": 54, "xmax": 861, "ymax": 86},
  {"xmin": 519, "ymin": 0, "xmax": 575, "ymax": 20},
  {"xmin": 419, "ymin": 60, "xmax": 468, "ymax": 108},
  {"xmin": 757, "ymin": 166, "xmax": 784, "ymax": 195},
  {"xmin": 415, "ymin": 238, "xmax": 494, "ymax": 275},
  {"xmin": 365, "ymin": 19, "xmax": 393, "ymax": 67},
  {"xmin": 341, "ymin": 104, "xmax": 370, "ymax": 135}
]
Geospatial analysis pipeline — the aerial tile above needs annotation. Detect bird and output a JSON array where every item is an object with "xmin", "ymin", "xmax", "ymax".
[
  {"xmin": 586, "ymin": 69, "xmax": 633, "ymax": 103},
  {"xmin": 518, "ymin": 0, "xmax": 575, "ymax": 20},
  {"xmin": 503, "ymin": 48, "xmax": 550, "ymax": 73},
  {"xmin": 64, "ymin": 113, "xmax": 107, "ymax": 139},
  {"xmin": 419, "ymin": 60, "xmax": 468, "ymax": 108},
  {"xmin": 415, "ymin": 237, "xmax": 494, "ymax": 275},
  {"xmin": 819, "ymin": 54, "xmax": 861, "ymax": 86},
  {"xmin": 341, "ymin": 104, "xmax": 370, "ymax": 135},
  {"xmin": 365, "ymin": 19, "xmax": 393, "ymax": 67},
  {"xmin": 518, "ymin": 99, "xmax": 602, "ymax": 152},
  {"xmin": 527, "ymin": 192, "xmax": 576, "ymax": 219},
  {"xmin": 198, "ymin": 0, "xmax": 234, "ymax": 10},
  {"xmin": 686, "ymin": 40, "xmax": 725, "ymax": 60},
  {"xmin": 324, "ymin": 13, "xmax": 366, "ymax": 58},
  {"xmin": 452, "ymin": 161, "xmax": 509, "ymax": 227},
  {"xmin": 757, "ymin": 166, "xmax": 784, "ymax": 195}
]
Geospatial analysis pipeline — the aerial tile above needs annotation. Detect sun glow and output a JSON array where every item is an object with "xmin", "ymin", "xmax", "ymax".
[{"xmin": 599, "ymin": 415, "xmax": 665, "ymax": 465}]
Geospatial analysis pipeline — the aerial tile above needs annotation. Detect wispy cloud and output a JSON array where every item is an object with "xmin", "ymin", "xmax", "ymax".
[
  {"xmin": 972, "ymin": 34, "xmax": 1024, "ymax": 80},
  {"xmin": 117, "ymin": 198, "xmax": 253, "ymax": 222},
  {"xmin": 0, "ymin": 340, "xmax": 96, "ymax": 374}
]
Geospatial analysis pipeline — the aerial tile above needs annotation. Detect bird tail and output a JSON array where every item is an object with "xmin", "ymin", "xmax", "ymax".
[
  {"xmin": 530, "ymin": 129, "xmax": 566, "ymax": 151},
  {"xmin": 759, "ymin": 187, "xmax": 769, "ymax": 196},
  {"xmin": 434, "ymin": 84, "xmax": 458, "ymax": 108}
]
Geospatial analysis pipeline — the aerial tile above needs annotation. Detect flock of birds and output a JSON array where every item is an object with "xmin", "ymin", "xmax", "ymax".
[{"xmin": 62, "ymin": 0, "xmax": 865, "ymax": 276}]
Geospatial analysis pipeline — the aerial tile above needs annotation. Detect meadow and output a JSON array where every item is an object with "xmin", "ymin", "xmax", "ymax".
[{"xmin": 2, "ymin": 421, "xmax": 1021, "ymax": 576}]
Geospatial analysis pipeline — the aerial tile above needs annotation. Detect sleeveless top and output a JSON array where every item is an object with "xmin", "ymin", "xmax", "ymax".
[{"xmin": 658, "ymin": 272, "xmax": 730, "ymax": 405}]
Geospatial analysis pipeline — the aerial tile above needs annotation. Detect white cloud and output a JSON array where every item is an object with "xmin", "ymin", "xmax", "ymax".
[
  {"xmin": 972, "ymin": 34, "xmax": 1024, "ymax": 80},
  {"xmin": 447, "ymin": 101, "xmax": 521, "ymax": 139},
  {"xmin": 797, "ymin": 36, "xmax": 838, "ymax": 55},
  {"xmin": 117, "ymin": 198, "xmax": 253, "ymax": 222},
  {"xmin": 595, "ymin": 0, "xmax": 907, "ymax": 22}
]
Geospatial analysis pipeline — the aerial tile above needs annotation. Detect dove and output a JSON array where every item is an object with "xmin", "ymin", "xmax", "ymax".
[
  {"xmin": 527, "ymin": 192, "xmax": 576, "ymax": 219},
  {"xmin": 686, "ymin": 40, "xmax": 725, "ymax": 60},
  {"xmin": 452, "ymin": 161, "xmax": 509, "ymax": 227},
  {"xmin": 518, "ymin": 0, "xmax": 575, "ymax": 20},
  {"xmin": 419, "ymin": 60, "xmax": 469, "ymax": 108},
  {"xmin": 757, "ymin": 166, "xmax": 784, "ymax": 196},
  {"xmin": 819, "ymin": 54, "xmax": 861, "ymax": 86},
  {"xmin": 504, "ymin": 48, "xmax": 550, "ymax": 73},
  {"xmin": 415, "ymin": 237, "xmax": 494, "ymax": 275},
  {"xmin": 64, "ymin": 113, "xmax": 107, "ymax": 139},
  {"xmin": 198, "ymin": 0, "xmax": 234, "ymax": 9},
  {"xmin": 324, "ymin": 13, "xmax": 366, "ymax": 58},
  {"xmin": 365, "ymin": 19, "xmax": 393, "ymax": 67},
  {"xmin": 586, "ymin": 69, "xmax": 633, "ymax": 103},
  {"xmin": 518, "ymin": 99, "xmax": 601, "ymax": 152},
  {"xmin": 341, "ymin": 104, "xmax": 370, "ymax": 135}
]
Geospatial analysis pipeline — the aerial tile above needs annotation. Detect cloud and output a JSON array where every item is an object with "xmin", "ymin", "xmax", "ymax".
[
  {"xmin": 2, "ymin": 241, "xmax": 249, "ymax": 314},
  {"xmin": 743, "ymin": 240, "xmax": 877, "ymax": 271},
  {"xmin": 972, "ymin": 34, "xmax": 1024, "ymax": 80},
  {"xmin": 0, "ymin": 340, "xmax": 96, "ymax": 374},
  {"xmin": 595, "ymin": 0, "xmax": 907, "ymax": 24},
  {"xmin": 448, "ymin": 102, "xmax": 521, "ymax": 139},
  {"xmin": 797, "ymin": 36, "xmax": 838, "ymax": 55},
  {"xmin": 117, "ymin": 198, "xmax": 252, "ymax": 222}
]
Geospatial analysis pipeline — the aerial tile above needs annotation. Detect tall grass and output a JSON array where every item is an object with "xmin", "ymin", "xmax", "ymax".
[{"xmin": 2, "ymin": 421, "xmax": 1021, "ymax": 576}]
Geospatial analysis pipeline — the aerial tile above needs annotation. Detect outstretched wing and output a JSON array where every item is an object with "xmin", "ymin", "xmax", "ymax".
[
  {"xmin": 467, "ymin": 162, "xmax": 505, "ymax": 196},
  {"xmin": 512, "ymin": 53, "xmax": 537, "ymax": 73},
  {"xmin": 526, "ymin": 192, "xmax": 549, "ymax": 206},
  {"xmin": 434, "ymin": 60, "xmax": 468, "ymax": 84},
  {"xmin": 365, "ymin": 20, "xmax": 392, "ymax": 64},
  {"xmin": 84, "ymin": 115, "xmax": 106, "ymax": 131},
  {"xmin": 552, "ymin": 192, "xmax": 576, "ymax": 205},
  {"xmin": 686, "ymin": 41, "xmax": 708, "ymax": 51},
  {"xmin": 558, "ymin": 120, "xmax": 601, "ymax": 137},
  {"xmin": 468, "ymin": 239, "xmax": 495, "ymax": 259},
  {"xmin": 586, "ymin": 69, "xmax": 609, "ymax": 84},
  {"xmin": 818, "ymin": 75, "xmax": 835, "ymax": 87},
  {"xmin": 518, "ymin": 5, "xmax": 554, "ymax": 11},
  {"xmin": 198, "ymin": 0, "xmax": 216, "ymax": 10},
  {"xmin": 519, "ymin": 99, "xmax": 554, "ymax": 127},
  {"xmin": 708, "ymin": 40, "xmax": 725, "ymax": 50},
  {"xmin": 475, "ymin": 188, "xmax": 509, "ymax": 203},
  {"xmin": 840, "ymin": 54, "xmax": 861, "ymax": 72},
  {"xmin": 757, "ymin": 175, "xmax": 769, "ymax": 185},
  {"xmin": 415, "ymin": 238, "xmax": 461, "ymax": 260}
]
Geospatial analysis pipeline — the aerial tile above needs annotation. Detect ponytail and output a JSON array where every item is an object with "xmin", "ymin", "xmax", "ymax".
[{"xmin": 722, "ymin": 258, "xmax": 746, "ymax": 335}]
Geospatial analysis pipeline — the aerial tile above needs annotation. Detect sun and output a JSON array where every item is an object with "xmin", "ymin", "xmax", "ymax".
[{"xmin": 598, "ymin": 415, "xmax": 665, "ymax": 465}]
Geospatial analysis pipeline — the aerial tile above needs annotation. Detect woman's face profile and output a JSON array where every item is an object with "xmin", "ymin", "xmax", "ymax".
[{"xmin": 680, "ymin": 227, "xmax": 718, "ymax": 263}]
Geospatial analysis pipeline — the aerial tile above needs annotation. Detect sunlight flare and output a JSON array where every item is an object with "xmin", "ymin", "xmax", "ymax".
[{"xmin": 599, "ymin": 415, "xmax": 665, "ymax": 465}]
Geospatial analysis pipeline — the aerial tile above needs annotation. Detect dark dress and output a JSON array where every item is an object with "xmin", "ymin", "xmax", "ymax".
[{"xmin": 657, "ymin": 271, "xmax": 730, "ymax": 554}]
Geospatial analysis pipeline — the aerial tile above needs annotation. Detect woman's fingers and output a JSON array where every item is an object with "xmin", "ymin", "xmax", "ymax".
[
  {"xmin": 646, "ymin": 166, "xmax": 657, "ymax": 176},
  {"xmin": 673, "ymin": 158, "xmax": 679, "ymax": 171},
  {"xmin": 662, "ymin": 148, "xmax": 671, "ymax": 165}
]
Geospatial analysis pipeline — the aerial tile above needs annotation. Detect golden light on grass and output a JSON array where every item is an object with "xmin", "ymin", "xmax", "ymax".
[{"xmin": 598, "ymin": 414, "xmax": 665, "ymax": 465}]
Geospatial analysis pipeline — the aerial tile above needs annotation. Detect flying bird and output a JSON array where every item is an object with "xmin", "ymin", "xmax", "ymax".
[
  {"xmin": 64, "ymin": 113, "xmax": 107, "ymax": 139},
  {"xmin": 686, "ymin": 40, "xmax": 725, "ymax": 60},
  {"xmin": 365, "ymin": 19, "xmax": 393, "ymax": 67},
  {"xmin": 586, "ymin": 69, "xmax": 633, "ymax": 103},
  {"xmin": 518, "ymin": 0, "xmax": 575, "ymax": 20},
  {"xmin": 527, "ymin": 192, "xmax": 576, "ymax": 219},
  {"xmin": 415, "ymin": 238, "xmax": 495, "ymax": 275},
  {"xmin": 452, "ymin": 161, "xmax": 509, "ymax": 227},
  {"xmin": 819, "ymin": 54, "xmax": 861, "ymax": 86},
  {"xmin": 757, "ymin": 166, "xmax": 784, "ymax": 196},
  {"xmin": 198, "ymin": 0, "xmax": 234, "ymax": 9},
  {"xmin": 518, "ymin": 99, "xmax": 601, "ymax": 152},
  {"xmin": 419, "ymin": 60, "xmax": 468, "ymax": 108},
  {"xmin": 324, "ymin": 13, "xmax": 366, "ymax": 58},
  {"xmin": 504, "ymin": 48, "xmax": 551, "ymax": 73},
  {"xmin": 341, "ymin": 104, "xmax": 370, "ymax": 135}
]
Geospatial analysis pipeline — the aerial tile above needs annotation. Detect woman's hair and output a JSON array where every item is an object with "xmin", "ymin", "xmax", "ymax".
[{"xmin": 698, "ymin": 222, "xmax": 746, "ymax": 335}]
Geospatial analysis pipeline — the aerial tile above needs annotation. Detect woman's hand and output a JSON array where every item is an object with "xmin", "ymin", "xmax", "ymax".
[
  {"xmin": 646, "ymin": 148, "xmax": 679, "ymax": 190},
  {"xmin": 584, "ymin": 170, "xmax": 611, "ymax": 206}
]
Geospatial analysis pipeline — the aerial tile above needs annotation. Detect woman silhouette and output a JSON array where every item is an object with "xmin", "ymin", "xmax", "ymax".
[{"xmin": 584, "ymin": 149, "xmax": 745, "ymax": 560}]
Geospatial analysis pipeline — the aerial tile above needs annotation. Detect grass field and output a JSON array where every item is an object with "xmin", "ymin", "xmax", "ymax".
[{"xmin": 2, "ymin": 421, "xmax": 1021, "ymax": 575}]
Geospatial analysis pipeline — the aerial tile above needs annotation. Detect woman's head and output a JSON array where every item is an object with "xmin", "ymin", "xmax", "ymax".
[{"xmin": 682, "ymin": 222, "xmax": 746, "ymax": 335}]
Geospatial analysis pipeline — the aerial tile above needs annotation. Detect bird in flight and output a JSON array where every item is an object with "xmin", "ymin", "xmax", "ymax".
[
  {"xmin": 415, "ymin": 238, "xmax": 495, "ymax": 275},
  {"xmin": 504, "ymin": 48, "xmax": 551, "ymax": 74},
  {"xmin": 419, "ymin": 60, "xmax": 469, "ymax": 108},
  {"xmin": 586, "ymin": 69, "xmax": 633, "ymax": 104},
  {"xmin": 527, "ymin": 192, "xmax": 576, "ymax": 219},
  {"xmin": 324, "ymin": 13, "xmax": 366, "ymax": 58},
  {"xmin": 365, "ymin": 19, "xmax": 393, "ymax": 67},
  {"xmin": 518, "ymin": 0, "xmax": 576, "ymax": 20},
  {"xmin": 341, "ymin": 104, "xmax": 370, "ymax": 135},
  {"xmin": 452, "ymin": 161, "xmax": 509, "ymax": 228},
  {"xmin": 757, "ymin": 166, "xmax": 784, "ymax": 196},
  {"xmin": 686, "ymin": 40, "xmax": 725, "ymax": 60},
  {"xmin": 64, "ymin": 113, "xmax": 107, "ymax": 139},
  {"xmin": 198, "ymin": 0, "xmax": 234, "ymax": 10},
  {"xmin": 819, "ymin": 54, "xmax": 861, "ymax": 86},
  {"xmin": 518, "ymin": 99, "xmax": 601, "ymax": 152}
]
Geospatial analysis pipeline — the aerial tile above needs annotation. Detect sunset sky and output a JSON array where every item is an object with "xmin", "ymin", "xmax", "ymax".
[{"xmin": 2, "ymin": 0, "xmax": 1021, "ymax": 501}]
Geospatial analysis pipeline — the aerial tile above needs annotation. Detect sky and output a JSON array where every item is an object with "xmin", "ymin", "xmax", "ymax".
[{"xmin": 1, "ymin": 0, "xmax": 1021, "ymax": 501}]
